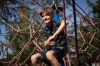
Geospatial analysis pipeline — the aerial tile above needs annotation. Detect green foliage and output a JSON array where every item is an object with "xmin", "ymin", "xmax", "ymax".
[
  {"xmin": 0, "ymin": 0, "xmax": 39, "ymax": 65},
  {"xmin": 0, "ymin": 0, "xmax": 99, "ymax": 66},
  {"xmin": 76, "ymin": 0, "xmax": 100, "ymax": 65},
  {"xmin": 92, "ymin": 0, "xmax": 100, "ymax": 16}
]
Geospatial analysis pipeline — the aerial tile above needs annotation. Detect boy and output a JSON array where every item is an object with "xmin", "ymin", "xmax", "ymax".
[{"xmin": 31, "ymin": 7, "xmax": 68, "ymax": 66}]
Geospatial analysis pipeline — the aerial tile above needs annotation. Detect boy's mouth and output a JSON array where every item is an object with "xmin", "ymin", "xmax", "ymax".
[{"xmin": 43, "ymin": 18, "xmax": 50, "ymax": 22}]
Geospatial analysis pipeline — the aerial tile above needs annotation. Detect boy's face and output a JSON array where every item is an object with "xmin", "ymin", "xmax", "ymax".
[{"xmin": 42, "ymin": 13, "xmax": 54, "ymax": 24}]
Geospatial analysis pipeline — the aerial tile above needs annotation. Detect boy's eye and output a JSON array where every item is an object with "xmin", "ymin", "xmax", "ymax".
[
  {"xmin": 42, "ymin": 15, "xmax": 44, "ymax": 17},
  {"xmin": 46, "ymin": 13, "xmax": 50, "ymax": 16},
  {"xmin": 41, "ymin": 13, "xmax": 50, "ymax": 17}
]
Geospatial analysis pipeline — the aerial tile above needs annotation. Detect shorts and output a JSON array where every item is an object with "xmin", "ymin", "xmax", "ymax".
[{"xmin": 39, "ymin": 46, "xmax": 66, "ymax": 65}]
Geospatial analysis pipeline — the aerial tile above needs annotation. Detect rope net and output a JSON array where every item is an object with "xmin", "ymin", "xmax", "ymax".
[{"xmin": 0, "ymin": 0, "xmax": 100, "ymax": 66}]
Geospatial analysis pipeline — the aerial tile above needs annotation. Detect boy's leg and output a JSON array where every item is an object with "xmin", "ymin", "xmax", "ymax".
[
  {"xmin": 31, "ymin": 53, "xmax": 42, "ymax": 66},
  {"xmin": 46, "ymin": 50, "xmax": 60, "ymax": 66},
  {"xmin": 52, "ymin": 46, "xmax": 66, "ymax": 65}
]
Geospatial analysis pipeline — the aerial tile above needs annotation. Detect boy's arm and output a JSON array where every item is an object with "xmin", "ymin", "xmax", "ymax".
[
  {"xmin": 53, "ymin": 20, "xmax": 68, "ymax": 37},
  {"xmin": 45, "ymin": 20, "xmax": 68, "ymax": 46}
]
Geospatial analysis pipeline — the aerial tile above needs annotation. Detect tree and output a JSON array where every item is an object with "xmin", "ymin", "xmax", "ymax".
[
  {"xmin": 0, "ymin": 0, "xmax": 40, "ymax": 65},
  {"xmin": 77, "ymin": 0, "xmax": 100, "ymax": 65},
  {"xmin": 0, "ymin": 0, "xmax": 64, "ymax": 65}
]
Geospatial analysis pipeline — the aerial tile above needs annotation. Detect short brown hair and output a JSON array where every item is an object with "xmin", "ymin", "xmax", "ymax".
[{"xmin": 39, "ymin": 7, "xmax": 54, "ymax": 17}]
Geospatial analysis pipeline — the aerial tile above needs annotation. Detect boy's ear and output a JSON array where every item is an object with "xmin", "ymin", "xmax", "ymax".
[{"xmin": 39, "ymin": 11, "xmax": 42, "ymax": 17}]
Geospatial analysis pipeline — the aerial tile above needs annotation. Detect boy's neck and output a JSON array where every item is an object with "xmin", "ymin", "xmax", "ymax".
[{"xmin": 47, "ymin": 20, "xmax": 53, "ymax": 27}]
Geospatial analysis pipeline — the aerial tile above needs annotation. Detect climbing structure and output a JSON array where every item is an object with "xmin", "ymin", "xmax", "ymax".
[{"xmin": 0, "ymin": 0, "xmax": 100, "ymax": 66}]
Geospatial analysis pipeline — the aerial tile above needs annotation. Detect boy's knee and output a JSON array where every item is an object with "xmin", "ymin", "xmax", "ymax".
[
  {"xmin": 46, "ymin": 51, "xmax": 55, "ymax": 60},
  {"xmin": 31, "ymin": 53, "xmax": 41, "ymax": 61},
  {"xmin": 31, "ymin": 55, "xmax": 36, "ymax": 61}
]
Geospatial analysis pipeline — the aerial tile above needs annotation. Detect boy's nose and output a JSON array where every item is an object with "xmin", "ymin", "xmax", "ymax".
[{"xmin": 43, "ymin": 17, "xmax": 48, "ymax": 21}]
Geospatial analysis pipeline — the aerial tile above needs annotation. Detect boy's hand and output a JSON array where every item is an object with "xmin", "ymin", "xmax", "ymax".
[
  {"xmin": 46, "ymin": 35, "xmax": 55, "ymax": 44},
  {"xmin": 44, "ymin": 41, "xmax": 48, "ymax": 46},
  {"xmin": 44, "ymin": 35, "xmax": 55, "ymax": 47},
  {"xmin": 46, "ymin": 36, "xmax": 55, "ymax": 45}
]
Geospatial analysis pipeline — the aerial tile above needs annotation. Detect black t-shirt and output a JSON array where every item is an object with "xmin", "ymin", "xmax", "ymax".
[{"xmin": 42, "ymin": 20, "xmax": 66, "ymax": 48}]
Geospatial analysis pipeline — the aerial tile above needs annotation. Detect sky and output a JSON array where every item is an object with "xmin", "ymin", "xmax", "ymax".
[
  {"xmin": 0, "ymin": 0, "xmax": 97, "ymax": 57},
  {"xmin": 65, "ymin": 0, "xmax": 96, "ymax": 27},
  {"xmin": 0, "ymin": 24, "xmax": 6, "ymax": 44},
  {"xmin": 0, "ymin": 0, "xmax": 97, "ymax": 43}
]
